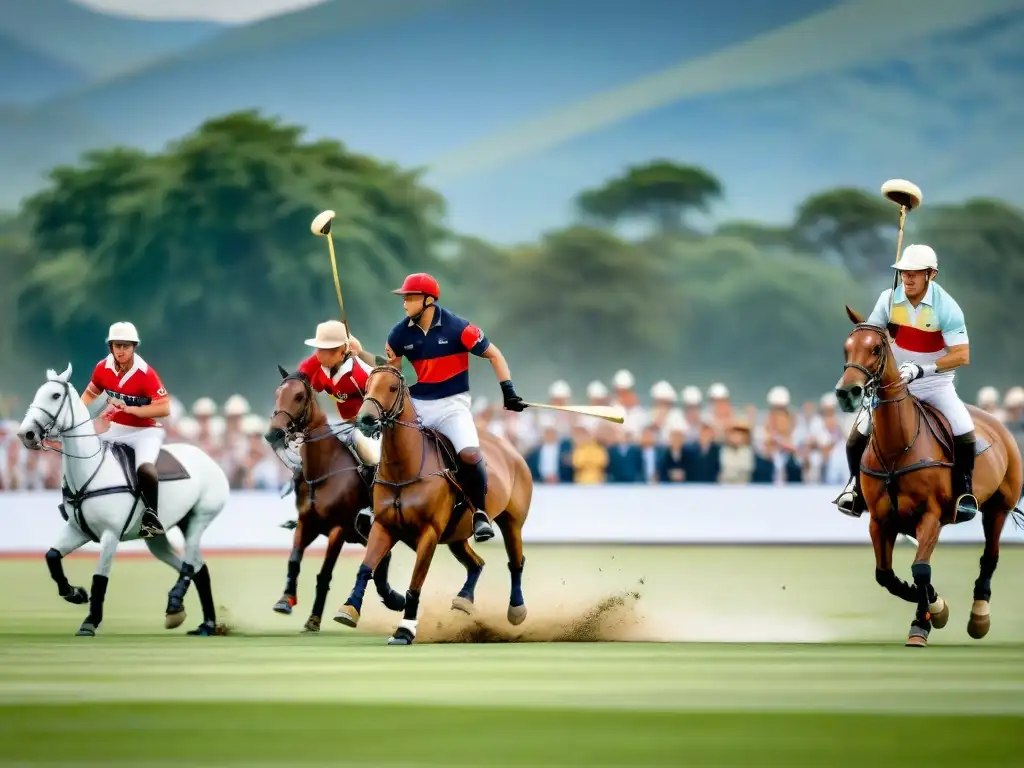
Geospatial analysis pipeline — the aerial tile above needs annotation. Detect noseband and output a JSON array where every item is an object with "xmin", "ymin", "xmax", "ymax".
[
  {"xmin": 362, "ymin": 366, "xmax": 411, "ymax": 433},
  {"xmin": 28, "ymin": 380, "xmax": 103, "ymax": 459},
  {"xmin": 844, "ymin": 323, "xmax": 907, "ymax": 405}
]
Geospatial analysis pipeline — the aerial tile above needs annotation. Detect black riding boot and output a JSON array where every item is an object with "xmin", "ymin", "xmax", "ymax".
[
  {"xmin": 459, "ymin": 458, "xmax": 494, "ymax": 543},
  {"xmin": 137, "ymin": 463, "xmax": 165, "ymax": 538},
  {"xmin": 951, "ymin": 433, "xmax": 979, "ymax": 524},
  {"xmin": 837, "ymin": 429, "xmax": 870, "ymax": 517}
]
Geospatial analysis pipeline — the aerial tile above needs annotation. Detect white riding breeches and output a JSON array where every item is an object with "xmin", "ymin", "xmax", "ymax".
[
  {"xmin": 335, "ymin": 421, "xmax": 381, "ymax": 465},
  {"xmin": 855, "ymin": 379, "xmax": 974, "ymax": 437},
  {"xmin": 99, "ymin": 424, "xmax": 165, "ymax": 468},
  {"xmin": 412, "ymin": 393, "xmax": 479, "ymax": 453}
]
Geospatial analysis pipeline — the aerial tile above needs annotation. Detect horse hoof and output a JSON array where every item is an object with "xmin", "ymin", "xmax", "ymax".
[
  {"xmin": 929, "ymin": 598, "xmax": 950, "ymax": 630},
  {"xmin": 507, "ymin": 603, "xmax": 528, "ymax": 626},
  {"xmin": 387, "ymin": 626, "xmax": 415, "ymax": 645},
  {"xmin": 273, "ymin": 596, "xmax": 295, "ymax": 615},
  {"xmin": 63, "ymin": 587, "xmax": 88, "ymax": 605},
  {"xmin": 186, "ymin": 621, "xmax": 222, "ymax": 636},
  {"xmin": 380, "ymin": 590, "xmax": 406, "ymax": 612},
  {"xmin": 905, "ymin": 625, "xmax": 929, "ymax": 647},
  {"xmin": 76, "ymin": 623, "xmax": 96, "ymax": 637},
  {"xmin": 968, "ymin": 613, "xmax": 991, "ymax": 639},
  {"xmin": 334, "ymin": 605, "xmax": 360, "ymax": 628},
  {"xmin": 303, "ymin": 616, "xmax": 321, "ymax": 633},
  {"xmin": 451, "ymin": 596, "xmax": 475, "ymax": 615},
  {"xmin": 165, "ymin": 610, "xmax": 186, "ymax": 630}
]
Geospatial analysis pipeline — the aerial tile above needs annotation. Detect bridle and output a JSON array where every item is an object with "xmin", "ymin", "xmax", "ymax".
[
  {"xmin": 843, "ymin": 323, "xmax": 909, "ymax": 406},
  {"xmin": 26, "ymin": 380, "xmax": 104, "ymax": 460},
  {"xmin": 361, "ymin": 366, "xmax": 417, "ymax": 434}
]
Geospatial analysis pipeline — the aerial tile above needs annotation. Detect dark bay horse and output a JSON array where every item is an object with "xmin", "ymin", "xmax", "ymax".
[
  {"xmin": 333, "ymin": 364, "xmax": 533, "ymax": 645},
  {"xmin": 264, "ymin": 367, "xmax": 405, "ymax": 632},
  {"xmin": 837, "ymin": 307, "xmax": 1023, "ymax": 647}
]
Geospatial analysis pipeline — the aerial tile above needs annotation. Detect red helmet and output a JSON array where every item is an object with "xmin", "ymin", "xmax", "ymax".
[{"xmin": 392, "ymin": 273, "xmax": 440, "ymax": 299}]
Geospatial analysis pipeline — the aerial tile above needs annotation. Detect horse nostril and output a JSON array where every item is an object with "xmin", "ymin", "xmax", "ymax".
[
  {"xmin": 264, "ymin": 428, "xmax": 285, "ymax": 445},
  {"xmin": 25, "ymin": 430, "xmax": 35, "ymax": 442},
  {"xmin": 850, "ymin": 386, "xmax": 863, "ymax": 399}
]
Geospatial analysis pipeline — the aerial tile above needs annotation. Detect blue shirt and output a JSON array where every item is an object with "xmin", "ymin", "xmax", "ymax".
[{"xmin": 385, "ymin": 306, "xmax": 490, "ymax": 400}]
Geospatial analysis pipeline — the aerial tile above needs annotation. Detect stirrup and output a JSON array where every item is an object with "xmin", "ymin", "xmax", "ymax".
[
  {"xmin": 833, "ymin": 484, "xmax": 863, "ymax": 518},
  {"xmin": 472, "ymin": 511, "xmax": 494, "ymax": 542},
  {"xmin": 953, "ymin": 493, "xmax": 978, "ymax": 524}
]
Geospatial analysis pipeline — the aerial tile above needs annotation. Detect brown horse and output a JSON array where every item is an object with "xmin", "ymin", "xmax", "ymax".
[
  {"xmin": 263, "ymin": 367, "xmax": 406, "ymax": 632},
  {"xmin": 333, "ymin": 364, "xmax": 533, "ymax": 645},
  {"xmin": 836, "ymin": 307, "xmax": 1023, "ymax": 647}
]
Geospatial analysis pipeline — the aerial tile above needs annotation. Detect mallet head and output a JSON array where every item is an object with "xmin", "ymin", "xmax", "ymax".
[
  {"xmin": 311, "ymin": 210, "xmax": 336, "ymax": 236},
  {"xmin": 881, "ymin": 179, "xmax": 922, "ymax": 211}
]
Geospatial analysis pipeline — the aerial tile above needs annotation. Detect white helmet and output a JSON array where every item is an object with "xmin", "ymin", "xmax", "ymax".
[
  {"xmin": 192, "ymin": 397, "xmax": 216, "ymax": 417},
  {"xmin": 767, "ymin": 385, "xmax": 791, "ymax": 408},
  {"xmin": 224, "ymin": 394, "xmax": 250, "ymax": 417},
  {"xmin": 1004, "ymin": 386, "xmax": 1024, "ymax": 408},
  {"xmin": 649, "ymin": 380, "xmax": 677, "ymax": 402},
  {"xmin": 168, "ymin": 395, "xmax": 185, "ymax": 422},
  {"xmin": 176, "ymin": 416, "xmax": 200, "ymax": 441},
  {"xmin": 587, "ymin": 381, "xmax": 609, "ymax": 400},
  {"xmin": 707, "ymin": 382, "xmax": 730, "ymax": 400},
  {"xmin": 106, "ymin": 321, "xmax": 140, "ymax": 345},
  {"xmin": 680, "ymin": 385, "xmax": 703, "ymax": 406},
  {"xmin": 548, "ymin": 380, "xmax": 571, "ymax": 399},
  {"xmin": 893, "ymin": 244, "xmax": 938, "ymax": 271},
  {"xmin": 241, "ymin": 413, "xmax": 267, "ymax": 436},
  {"xmin": 819, "ymin": 392, "xmax": 838, "ymax": 410},
  {"xmin": 977, "ymin": 386, "xmax": 999, "ymax": 408},
  {"xmin": 612, "ymin": 369, "xmax": 635, "ymax": 390}
]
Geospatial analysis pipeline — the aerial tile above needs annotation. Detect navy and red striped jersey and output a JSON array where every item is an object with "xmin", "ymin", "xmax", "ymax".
[{"xmin": 385, "ymin": 306, "xmax": 490, "ymax": 400}]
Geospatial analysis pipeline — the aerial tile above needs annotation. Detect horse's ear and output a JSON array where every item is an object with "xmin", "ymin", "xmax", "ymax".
[
  {"xmin": 277, "ymin": 365, "xmax": 289, "ymax": 379},
  {"xmin": 46, "ymin": 364, "xmax": 72, "ymax": 383},
  {"xmin": 845, "ymin": 305, "xmax": 865, "ymax": 325},
  {"xmin": 374, "ymin": 355, "xmax": 388, "ymax": 367}
]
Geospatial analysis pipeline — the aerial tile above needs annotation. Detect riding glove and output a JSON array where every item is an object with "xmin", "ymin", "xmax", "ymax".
[{"xmin": 500, "ymin": 380, "xmax": 527, "ymax": 412}]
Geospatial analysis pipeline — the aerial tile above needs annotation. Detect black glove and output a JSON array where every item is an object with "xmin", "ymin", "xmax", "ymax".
[{"xmin": 500, "ymin": 380, "xmax": 527, "ymax": 412}]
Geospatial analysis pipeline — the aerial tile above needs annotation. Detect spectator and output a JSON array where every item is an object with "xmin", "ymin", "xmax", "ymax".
[
  {"xmin": 977, "ymin": 386, "xmax": 1004, "ymax": 421},
  {"xmin": 706, "ymin": 383, "xmax": 734, "ymax": 440},
  {"xmin": 657, "ymin": 424, "xmax": 687, "ymax": 483},
  {"xmin": 683, "ymin": 420, "xmax": 721, "ymax": 483},
  {"xmin": 607, "ymin": 428, "xmax": 644, "ymax": 483},
  {"xmin": 1004, "ymin": 387, "xmax": 1024, "ymax": 457},
  {"xmin": 637, "ymin": 425, "xmax": 663, "ymax": 483},
  {"xmin": 526, "ymin": 422, "xmax": 574, "ymax": 484},
  {"xmin": 612, "ymin": 370, "xmax": 648, "ymax": 435},
  {"xmin": 719, "ymin": 420, "xmax": 755, "ymax": 484},
  {"xmin": 648, "ymin": 381, "xmax": 681, "ymax": 439},
  {"xmin": 0, "ymin": 421, "xmax": 15, "ymax": 490},
  {"xmin": 679, "ymin": 385, "xmax": 703, "ymax": 442},
  {"xmin": 753, "ymin": 433, "xmax": 803, "ymax": 484},
  {"xmin": 544, "ymin": 380, "xmax": 576, "ymax": 438},
  {"xmin": 570, "ymin": 424, "xmax": 608, "ymax": 484}
]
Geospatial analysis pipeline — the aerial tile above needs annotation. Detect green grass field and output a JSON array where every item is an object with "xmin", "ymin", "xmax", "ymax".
[{"xmin": 1, "ymin": 543, "xmax": 1022, "ymax": 766}]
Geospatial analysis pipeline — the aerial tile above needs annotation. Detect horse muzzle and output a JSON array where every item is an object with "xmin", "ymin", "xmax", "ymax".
[
  {"xmin": 835, "ymin": 385, "xmax": 864, "ymax": 414},
  {"xmin": 17, "ymin": 422, "xmax": 43, "ymax": 450},
  {"xmin": 356, "ymin": 413, "xmax": 380, "ymax": 438},
  {"xmin": 264, "ymin": 427, "xmax": 288, "ymax": 449}
]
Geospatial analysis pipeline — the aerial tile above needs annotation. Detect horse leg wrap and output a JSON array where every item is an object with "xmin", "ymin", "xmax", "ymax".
[
  {"xmin": 87, "ymin": 575, "xmax": 109, "ymax": 626},
  {"xmin": 311, "ymin": 572, "xmax": 333, "ymax": 617},
  {"xmin": 508, "ymin": 559, "xmax": 525, "ymax": 607},
  {"xmin": 458, "ymin": 565, "xmax": 483, "ymax": 600},
  {"xmin": 167, "ymin": 563, "xmax": 195, "ymax": 614},
  {"xmin": 285, "ymin": 550, "xmax": 302, "ymax": 596},
  {"xmin": 974, "ymin": 553, "xmax": 998, "ymax": 602},
  {"xmin": 911, "ymin": 562, "xmax": 933, "ymax": 627},
  {"xmin": 45, "ymin": 548, "xmax": 71, "ymax": 595},
  {"xmin": 192, "ymin": 564, "xmax": 217, "ymax": 624},
  {"xmin": 403, "ymin": 589, "xmax": 421, "ymax": 621},
  {"xmin": 346, "ymin": 564, "xmax": 373, "ymax": 613}
]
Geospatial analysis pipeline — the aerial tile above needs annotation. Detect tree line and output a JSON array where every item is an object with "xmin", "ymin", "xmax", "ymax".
[{"xmin": 2, "ymin": 110, "xmax": 1021, "ymax": 413}]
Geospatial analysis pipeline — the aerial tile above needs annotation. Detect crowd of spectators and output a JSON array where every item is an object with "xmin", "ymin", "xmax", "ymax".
[{"xmin": 3, "ymin": 373, "xmax": 1024, "ymax": 491}]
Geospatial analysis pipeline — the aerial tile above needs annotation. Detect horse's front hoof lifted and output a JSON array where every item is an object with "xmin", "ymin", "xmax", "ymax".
[
  {"xmin": 76, "ymin": 622, "xmax": 96, "ymax": 637},
  {"xmin": 334, "ymin": 604, "xmax": 360, "ymax": 627},
  {"xmin": 507, "ymin": 604, "xmax": 527, "ymax": 626},
  {"xmin": 63, "ymin": 586, "xmax": 88, "ymax": 605},
  {"xmin": 929, "ymin": 598, "xmax": 949, "ymax": 629},
  {"xmin": 165, "ymin": 610, "xmax": 186, "ymax": 630},
  {"xmin": 273, "ymin": 595, "xmax": 296, "ymax": 615},
  {"xmin": 451, "ymin": 596, "xmax": 475, "ymax": 615},
  {"xmin": 968, "ymin": 600, "xmax": 991, "ymax": 639}
]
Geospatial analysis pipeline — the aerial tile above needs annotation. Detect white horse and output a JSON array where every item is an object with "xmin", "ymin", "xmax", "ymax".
[{"xmin": 17, "ymin": 364, "xmax": 230, "ymax": 637}]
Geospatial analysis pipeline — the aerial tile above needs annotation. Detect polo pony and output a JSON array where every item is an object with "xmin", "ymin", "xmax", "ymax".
[
  {"xmin": 836, "ymin": 307, "xmax": 1023, "ymax": 647},
  {"xmin": 333, "ymin": 364, "xmax": 533, "ymax": 645}
]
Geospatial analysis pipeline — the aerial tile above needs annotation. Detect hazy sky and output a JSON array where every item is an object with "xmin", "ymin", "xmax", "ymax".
[{"xmin": 75, "ymin": 0, "xmax": 327, "ymax": 22}]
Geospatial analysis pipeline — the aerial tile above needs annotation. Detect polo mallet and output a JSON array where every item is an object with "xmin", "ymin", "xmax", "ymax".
[
  {"xmin": 880, "ymin": 179, "xmax": 923, "ymax": 316},
  {"xmin": 310, "ymin": 210, "xmax": 350, "ymax": 340},
  {"xmin": 522, "ymin": 401, "xmax": 626, "ymax": 424}
]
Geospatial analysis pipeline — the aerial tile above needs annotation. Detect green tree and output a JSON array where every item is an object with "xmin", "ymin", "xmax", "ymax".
[
  {"xmin": 576, "ymin": 160, "xmax": 723, "ymax": 234},
  {"xmin": 714, "ymin": 220, "xmax": 797, "ymax": 253},
  {"xmin": 792, "ymin": 187, "xmax": 896, "ymax": 278},
  {"xmin": 17, "ymin": 110, "xmax": 447, "ymax": 407}
]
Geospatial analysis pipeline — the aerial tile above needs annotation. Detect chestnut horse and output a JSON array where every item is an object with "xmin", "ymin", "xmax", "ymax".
[
  {"xmin": 836, "ymin": 306, "xmax": 1023, "ymax": 647},
  {"xmin": 333, "ymin": 364, "xmax": 532, "ymax": 645},
  {"xmin": 263, "ymin": 368, "xmax": 406, "ymax": 632}
]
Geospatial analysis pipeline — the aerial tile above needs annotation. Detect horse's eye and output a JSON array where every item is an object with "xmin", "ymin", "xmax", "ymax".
[
  {"xmin": 51, "ymin": 393, "xmax": 60, "ymax": 400},
  {"xmin": 872, "ymin": 345, "xmax": 881, "ymax": 356},
  {"xmin": 390, "ymin": 385, "xmax": 398, "ymax": 393},
  {"xmin": 297, "ymin": 392, "xmax": 305, "ymax": 401}
]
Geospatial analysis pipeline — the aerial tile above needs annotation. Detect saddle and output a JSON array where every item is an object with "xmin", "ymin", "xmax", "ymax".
[
  {"xmin": 915, "ymin": 400, "xmax": 991, "ymax": 458},
  {"xmin": 109, "ymin": 443, "xmax": 192, "ymax": 484}
]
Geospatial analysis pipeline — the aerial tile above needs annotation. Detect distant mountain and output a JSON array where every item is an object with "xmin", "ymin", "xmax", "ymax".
[
  {"xmin": 0, "ymin": 33, "xmax": 87, "ymax": 105},
  {"xmin": 0, "ymin": 0, "xmax": 223, "ymax": 79}
]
